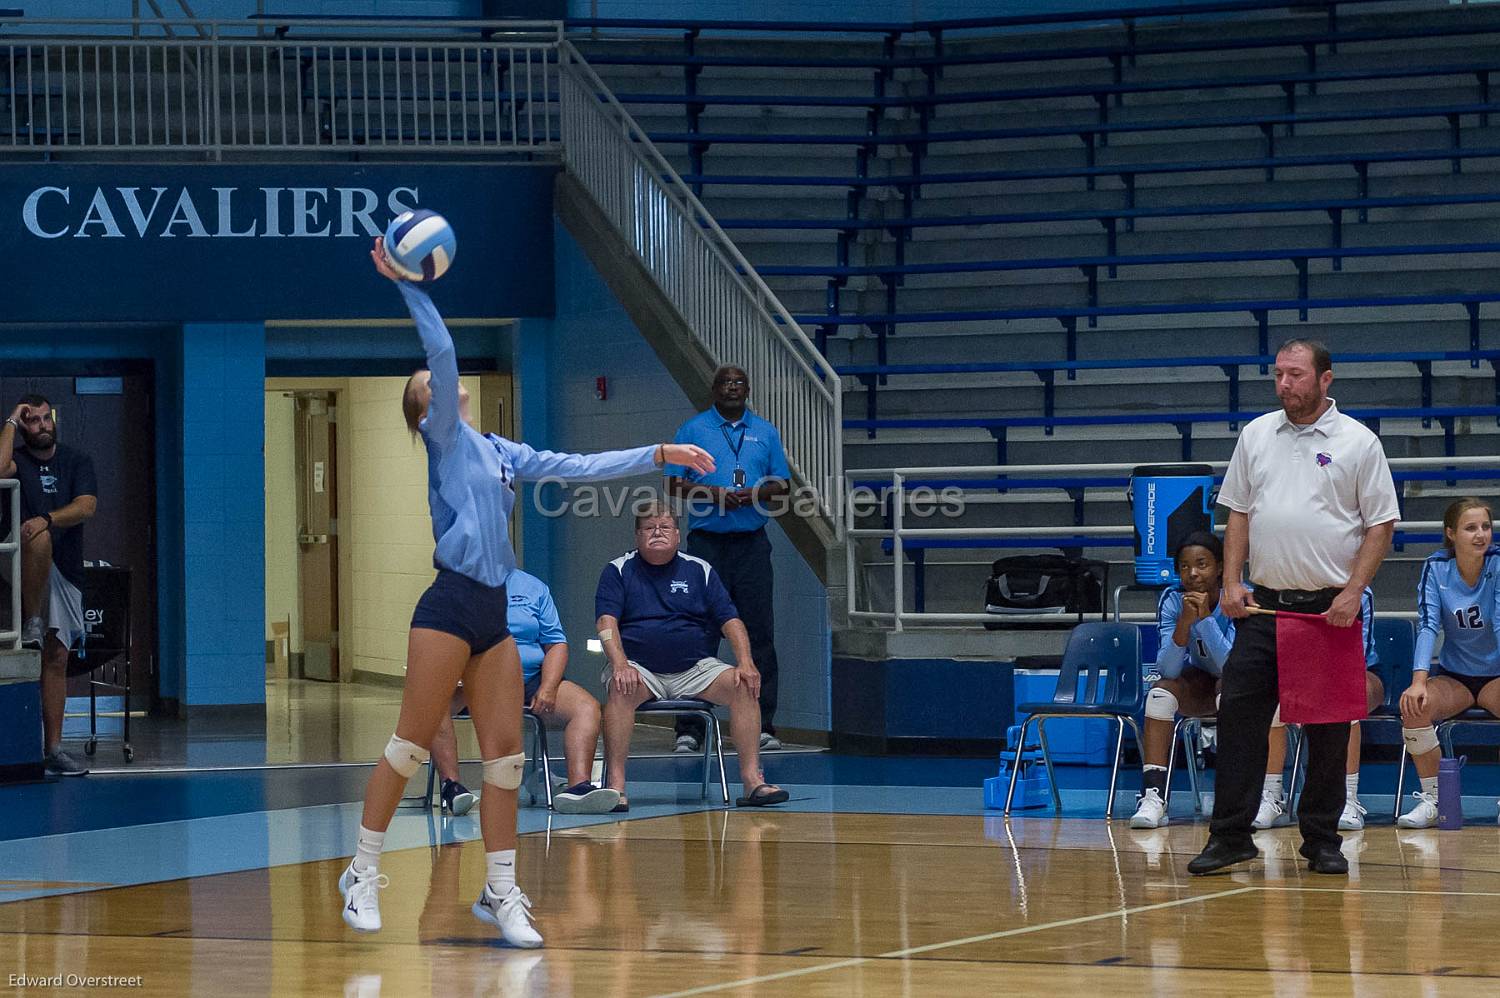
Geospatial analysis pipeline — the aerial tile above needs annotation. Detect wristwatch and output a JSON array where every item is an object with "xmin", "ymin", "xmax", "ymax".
[{"xmin": 39, "ymin": 511, "xmax": 52, "ymax": 530}]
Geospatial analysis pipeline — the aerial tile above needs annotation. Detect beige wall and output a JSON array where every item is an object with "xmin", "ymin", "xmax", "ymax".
[
  {"xmin": 264, "ymin": 392, "xmax": 301, "ymax": 659},
  {"xmin": 347, "ymin": 377, "xmax": 434, "ymax": 678}
]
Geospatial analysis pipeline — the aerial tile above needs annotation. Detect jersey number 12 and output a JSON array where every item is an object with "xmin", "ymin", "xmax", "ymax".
[{"xmin": 1454, "ymin": 605, "xmax": 1484, "ymax": 629}]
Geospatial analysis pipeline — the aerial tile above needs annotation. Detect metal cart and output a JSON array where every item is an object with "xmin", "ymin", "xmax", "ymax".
[{"xmin": 68, "ymin": 565, "xmax": 134, "ymax": 764}]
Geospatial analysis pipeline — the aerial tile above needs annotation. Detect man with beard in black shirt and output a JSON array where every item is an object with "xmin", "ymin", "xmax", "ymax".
[{"xmin": 1, "ymin": 394, "xmax": 97, "ymax": 776}]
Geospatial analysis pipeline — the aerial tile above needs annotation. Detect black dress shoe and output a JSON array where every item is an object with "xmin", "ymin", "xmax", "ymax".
[
  {"xmin": 1187, "ymin": 837, "xmax": 1259, "ymax": 875},
  {"xmin": 1299, "ymin": 843, "xmax": 1349, "ymax": 875}
]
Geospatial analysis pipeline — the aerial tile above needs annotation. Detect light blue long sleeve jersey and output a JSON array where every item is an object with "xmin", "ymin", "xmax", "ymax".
[
  {"xmin": 400, "ymin": 282, "xmax": 658, "ymax": 588},
  {"xmin": 1154, "ymin": 587, "xmax": 1376, "ymax": 679},
  {"xmin": 1413, "ymin": 545, "xmax": 1500, "ymax": 677},
  {"xmin": 1154, "ymin": 589, "xmax": 1237, "ymax": 679}
]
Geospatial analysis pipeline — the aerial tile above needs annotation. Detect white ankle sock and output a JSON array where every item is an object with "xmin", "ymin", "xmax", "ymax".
[
  {"xmin": 353, "ymin": 825, "xmax": 385, "ymax": 873},
  {"xmin": 1345, "ymin": 773, "xmax": 1359, "ymax": 799},
  {"xmin": 486, "ymin": 848, "xmax": 516, "ymax": 897},
  {"xmin": 1263, "ymin": 774, "xmax": 1284, "ymax": 798},
  {"xmin": 1420, "ymin": 776, "xmax": 1439, "ymax": 797}
]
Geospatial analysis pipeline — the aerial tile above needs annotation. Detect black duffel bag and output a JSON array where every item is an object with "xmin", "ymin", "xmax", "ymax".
[{"xmin": 983, "ymin": 554, "xmax": 1107, "ymax": 629}]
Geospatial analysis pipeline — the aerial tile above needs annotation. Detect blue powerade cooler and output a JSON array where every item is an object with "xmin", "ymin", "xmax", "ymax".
[{"xmin": 1128, "ymin": 464, "xmax": 1216, "ymax": 586}]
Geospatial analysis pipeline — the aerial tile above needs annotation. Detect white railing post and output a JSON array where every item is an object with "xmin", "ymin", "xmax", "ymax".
[
  {"xmin": 892, "ymin": 472, "xmax": 905, "ymax": 633},
  {"xmin": 0, "ymin": 481, "xmax": 19, "ymax": 649}
]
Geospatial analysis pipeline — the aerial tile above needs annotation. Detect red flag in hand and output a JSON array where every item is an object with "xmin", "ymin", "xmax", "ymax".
[{"xmin": 1274, "ymin": 610, "xmax": 1368, "ymax": 724}]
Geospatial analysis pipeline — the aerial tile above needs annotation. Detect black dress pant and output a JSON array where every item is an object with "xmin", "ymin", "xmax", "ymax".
[
  {"xmin": 676, "ymin": 527, "xmax": 780, "ymax": 740},
  {"xmin": 1209, "ymin": 587, "xmax": 1352, "ymax": 852}
]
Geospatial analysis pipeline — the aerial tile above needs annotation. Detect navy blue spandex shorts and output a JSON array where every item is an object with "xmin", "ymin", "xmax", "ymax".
[{"xmin": 411, "ymin": 570, "xmax": 512, "ymax": 655}]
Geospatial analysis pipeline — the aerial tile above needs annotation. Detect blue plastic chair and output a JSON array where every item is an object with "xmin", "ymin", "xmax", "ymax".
[
  {"xmin": 1287, "ymin": 617, "xmax": 1413, "ymax": 818},
  {"xmin": 1004, "ymin": 621, "xmax": 1144, "ymax": 818}
]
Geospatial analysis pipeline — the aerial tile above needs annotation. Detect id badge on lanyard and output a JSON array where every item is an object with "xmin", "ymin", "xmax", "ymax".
[{"xmin": 722, "ymin": 422, "xmax": 747, "ymax": 488}]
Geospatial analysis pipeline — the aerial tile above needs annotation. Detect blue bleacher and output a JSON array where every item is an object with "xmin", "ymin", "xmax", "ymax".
[
  {"xmin": 835, "ymin": 350, "xmax": 1500, "ymax": 424},
  {"xmin": 843, "ymin": 404, "xmax": 1500, "ymax": 462}
]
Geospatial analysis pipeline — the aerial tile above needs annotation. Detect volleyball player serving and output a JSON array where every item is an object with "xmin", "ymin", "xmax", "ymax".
[{"xmin": 336, "ymin": 238, "xmax": 714, "ymax": 946}]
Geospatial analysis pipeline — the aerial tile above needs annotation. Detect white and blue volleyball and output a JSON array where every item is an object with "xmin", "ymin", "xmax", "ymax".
[{"xmin": 383, "ymin": 209, "xmax": 457, "ymax": 283}]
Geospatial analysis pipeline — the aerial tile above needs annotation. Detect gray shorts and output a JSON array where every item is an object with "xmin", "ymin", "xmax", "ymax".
[
  {"xmin": 601, "ymin": 657, "xmax": 733, "ymax": 700},
  {"xmin": 48, "ymin": 565, "xmax": 86, "ymax": 651}
]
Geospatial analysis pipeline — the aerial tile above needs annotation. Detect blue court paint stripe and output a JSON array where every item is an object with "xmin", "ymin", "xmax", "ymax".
[{"xmin": 0, "ymin": 782, "xmax": 728, "ymax": 904}]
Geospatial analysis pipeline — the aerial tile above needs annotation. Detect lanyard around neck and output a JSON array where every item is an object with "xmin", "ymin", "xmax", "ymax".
[{"xmin": 719, "ymin": 421, "xmax": 746, "ymax": 465}]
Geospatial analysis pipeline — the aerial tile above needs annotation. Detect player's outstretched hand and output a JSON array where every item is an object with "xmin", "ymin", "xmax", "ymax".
[
  {"xmin": 662, "ymin": 443, "xmax": 715, "ymax": 475},
  {"xmin": 371, "ymin": 237, "xmax": 406, "ymax": 282}
]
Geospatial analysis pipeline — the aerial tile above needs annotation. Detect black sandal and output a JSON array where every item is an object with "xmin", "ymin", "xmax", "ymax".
[{"xmin": 736, "ymin": 784, "xmax": 789, "ymax": 807}]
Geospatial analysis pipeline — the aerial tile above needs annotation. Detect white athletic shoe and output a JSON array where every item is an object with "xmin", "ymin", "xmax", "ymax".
[
  {"xmin": 1129, "ymin": 788, "xmax": 1169, "ymax": 829},
  {"xmin": 472, "ymin": 884, "xmax": 544, "ymax": 949},
  {"xmin": 674, "ymin": 734, "xmax": 700, "ymax": 754},
  {"xmin": 338, "ymin": 863, "xmax": 388, "ymax": 933},
  {"xmin": 1251, "ymin": 791, "xmax": 1289, "ymax": 830},
  {"xmin": 1397, "ymin": 791, "xmax": 1440, "ymax": 829},
  {"xmin": 1338, "ymin": 798, "xmax": 1368, "ymax": 831}
]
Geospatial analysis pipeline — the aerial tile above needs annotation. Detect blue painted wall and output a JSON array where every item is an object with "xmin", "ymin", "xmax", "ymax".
[
  {"xmin": 518, "ymin": 222, "xmax": 832, "ymax": 732},
  {"xmin": 180, "ymin": 324, "xmax": 267, "ymax": 707}
]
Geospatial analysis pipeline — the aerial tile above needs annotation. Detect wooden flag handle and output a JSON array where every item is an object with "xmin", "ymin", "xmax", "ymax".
[{"xmin": 1244, "ymin": 605, "xmax": 1278, "ymax": 617}]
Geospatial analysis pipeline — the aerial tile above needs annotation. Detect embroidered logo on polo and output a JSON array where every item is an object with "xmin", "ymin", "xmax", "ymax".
[
  {"xmin": 509, "ymin": 594, "xmax": 528, "ymax": 605},
  {"xmin": 1315, "ymin": 452, "xmax": 1333, "ymax": 467},
  {"xmin": 670, "ymin": 580, "xmax": 690, "ymax": 594}
]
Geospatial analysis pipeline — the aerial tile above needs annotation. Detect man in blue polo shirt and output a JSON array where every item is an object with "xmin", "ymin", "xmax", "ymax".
[
  {"xmin": 664, "ymin": 365, "xmax": 792, "ymax": 753},
  {"xmin": 596, "ymin": 500, "xmax": 788, "ymax": 808}
]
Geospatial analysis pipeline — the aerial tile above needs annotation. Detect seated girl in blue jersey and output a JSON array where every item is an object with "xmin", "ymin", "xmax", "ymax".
[
  {"xmin": 431, "ymin": 570, "xmax": 620, "ymax": 815},
  {"xmin": 1129, "ymin": 532, "xmax": 1236, "ymax": 829},
  {"xmin": 1397, "ymin": 497, "xmax": 1500, "ymax": 828},
  {"xmin": 336, "ymin": 240, "xmax": 715, "ymax": 947}
]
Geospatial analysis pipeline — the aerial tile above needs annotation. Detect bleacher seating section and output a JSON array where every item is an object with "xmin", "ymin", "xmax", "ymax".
[{"xmin": 568, "ymin": 0, "xmax": 1500, "ymax": 618}]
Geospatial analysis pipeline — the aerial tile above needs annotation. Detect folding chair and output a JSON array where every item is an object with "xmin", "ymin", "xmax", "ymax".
[
  {"xmin": 407, "ymin": 707, "xmax": 553, "ymax": 810},
  {"xmin": 1004, "ymin": 621, "xmax": 1144, "ymax": 818},
  {"xmin": 1164, "ymin": 714, "xmax": 1216, "ymax": 815},
  {"xmin": 1286, "ymin": 618, "xmax": 1413, "ymax": 818},
  {"xmin": 634, "ymin": 698, "xmax": 730, "ymax": 805}
]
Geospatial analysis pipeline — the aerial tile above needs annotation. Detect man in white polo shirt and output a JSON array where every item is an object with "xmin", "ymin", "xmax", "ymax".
[{"xmin": 1187, "ymin": 339, "xmax": 1399, "ymax": 877}]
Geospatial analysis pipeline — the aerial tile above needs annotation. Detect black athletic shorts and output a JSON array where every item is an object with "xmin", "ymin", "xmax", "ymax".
[
  {"xmin": 411, "ymin": 570, "xmax": 512, "ymax": 655},
  {"xmin": 1434, "ymin": 670, "xmax": 1500, "ymax": 702}
]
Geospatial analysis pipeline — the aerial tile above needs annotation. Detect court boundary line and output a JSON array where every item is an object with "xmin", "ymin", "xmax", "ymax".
[{"xmin": 645, "ymin": 885, "xmax": 1258, "ymax": 998}]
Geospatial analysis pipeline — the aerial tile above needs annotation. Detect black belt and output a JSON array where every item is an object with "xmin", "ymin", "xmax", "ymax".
[{"xmin": 1253, "ymin": 586, "xmax": 1343, "ymax": 610}]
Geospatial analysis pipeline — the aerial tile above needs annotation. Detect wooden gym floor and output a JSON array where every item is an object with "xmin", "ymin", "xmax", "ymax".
[{"xmin": 4, "ymin": 809, "xmax": 1498, "ymax": 996}]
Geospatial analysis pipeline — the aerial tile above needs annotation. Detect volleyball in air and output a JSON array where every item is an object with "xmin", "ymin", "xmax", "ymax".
[{"xmin": 383, "ymin": 209, "xmax": 457, "ymax": 283}]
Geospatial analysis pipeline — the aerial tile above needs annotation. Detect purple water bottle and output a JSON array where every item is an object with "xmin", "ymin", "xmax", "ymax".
[{"xmin": 1437, "ymin": 756, "xmax": 1466, "ymax": 830}]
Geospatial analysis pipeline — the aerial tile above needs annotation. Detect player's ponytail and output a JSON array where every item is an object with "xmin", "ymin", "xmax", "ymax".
[{"xmin": 401, "ymin": 370, "xmax": 427, "ymax": 436}]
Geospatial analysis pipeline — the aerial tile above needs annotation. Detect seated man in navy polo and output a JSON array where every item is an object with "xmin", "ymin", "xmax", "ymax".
[{"xmin": 596, "ymin": 500, "xmax": 788, "ymax": 809}]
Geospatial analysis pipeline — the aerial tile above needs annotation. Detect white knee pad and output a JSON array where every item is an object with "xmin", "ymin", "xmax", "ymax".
[
  {"xmin": 1270, "ymin": 705, "xmax": 1284, "ymax": 729},
  {"xmin": 483, "ymin": 752, "xmax": 526, "ymax": 791},
  {"xmin": 1403, "ymin": 725, "xmax": 1439, "ymax": 757},
  {"xmin": 1145, "ymin": 686, "xmax": 1180, "ymax": 722},
  {"xmin": 384, "ymin": 734, "xmax": 429, "ymax": 778}
]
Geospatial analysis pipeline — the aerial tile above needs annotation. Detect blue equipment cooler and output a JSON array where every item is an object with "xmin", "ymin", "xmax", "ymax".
[{"xmin": 1128, "ymin": 464, "xmax": 1216, "ymax": 586}]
